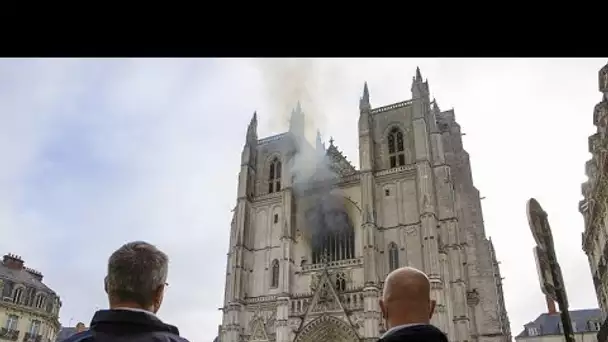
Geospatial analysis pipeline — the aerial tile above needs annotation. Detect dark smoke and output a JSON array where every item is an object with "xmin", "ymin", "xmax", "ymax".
[{"xmin": 254, "ymin": 59, "xmax": 355, "ymax": 263}]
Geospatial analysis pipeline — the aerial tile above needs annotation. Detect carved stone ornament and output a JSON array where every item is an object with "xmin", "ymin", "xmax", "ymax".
[
  {"xmin": 600, "ymin": 64, "xmax": 608, "ymax": 93},
  {"xmin": 466, "ymin": 289, "xmax": 480, "ymax": 306}
]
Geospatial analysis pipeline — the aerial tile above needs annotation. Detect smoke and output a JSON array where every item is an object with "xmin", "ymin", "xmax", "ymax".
[
  {"xmin": 253, "ymin": 58, "xmax": 354, "ymax": 262},
  {"xmin": 254, "ymin": 59, "xmax": 325, "ymax": 141}
]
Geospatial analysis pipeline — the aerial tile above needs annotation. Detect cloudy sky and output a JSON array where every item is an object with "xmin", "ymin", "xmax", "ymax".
[{"xmin": 0, "ymin": 58, "xmax": 606, "ymax": 341}]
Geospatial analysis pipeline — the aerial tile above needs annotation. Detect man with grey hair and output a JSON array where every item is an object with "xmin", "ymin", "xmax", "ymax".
[{"xmin": 65, "ymin": 241, "xmax": 189, "ymax": 342}]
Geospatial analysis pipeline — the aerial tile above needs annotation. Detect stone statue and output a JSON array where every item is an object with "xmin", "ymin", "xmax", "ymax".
[{"xmin": 601, "ymin": 69, "xmax": 608, "ymax": 92}]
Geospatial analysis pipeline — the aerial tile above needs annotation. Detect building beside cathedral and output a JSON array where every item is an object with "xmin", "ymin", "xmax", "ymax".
[
  {"xmin": 580, "ymin": 61, "xmax": 608, "ymax": 341},
  {"xmin": 0, "ymin": 253, "xmax": 62, "ymax": 342},
  {"xmin": 218, "ymin": 68, "xmax": 511, "ymax": 342}
]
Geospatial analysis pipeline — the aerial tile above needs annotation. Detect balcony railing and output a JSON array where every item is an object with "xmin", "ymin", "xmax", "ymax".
[
  {"xmin": 0, "ymin": 328, "xmax": 20, "ymax": 341},
  {"xmin": 23, "ymin": 333, "xmax": 42, "ymax": 342}
]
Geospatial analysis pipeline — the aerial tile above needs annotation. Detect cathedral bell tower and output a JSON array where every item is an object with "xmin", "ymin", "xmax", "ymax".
[
  {"xmin": 222, "ymin": 112, "xmax": 258, "ymax": 342},
  {"xmin": 357, "ymin": 82, "xmax": 382, "ymax": 342}
]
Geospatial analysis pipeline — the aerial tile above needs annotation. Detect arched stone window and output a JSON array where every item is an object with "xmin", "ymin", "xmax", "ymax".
[
  {"xmin": 268, "ymin": 157, "xmax": 282, "ymax": 193},
  {"xmin": 388, "ymin": 242, "xmax": 399, "ymax": 272},
  {"xmin": 12, "ymin": 287, "xmax": 23, "ymax": 304},
  {"xmin": 271, "ymin": 259, "xmax": 280, "ymax": 288},
  {"xmin": 387, "ymin": 127, "xmax": 406, "ymax": 168},
  {"xmin": 308, "ymin": 196, "xmax": 356, "ymax": 264},
  {"xmin": 335, "ymin": 272, "xmax": 346, "ymax": 292}
]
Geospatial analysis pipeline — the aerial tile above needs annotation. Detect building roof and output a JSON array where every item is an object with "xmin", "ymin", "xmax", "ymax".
[
  {"xmin": 0, "ymin": 256, "xmax": 54, "ymax": 294},
  {"xmin": 515, "ymin": 309, "xmax": 603, "ymax": 338},
  {"xmin": 55, "ymin": 327, "xmax": 77, "ymax": 342}
]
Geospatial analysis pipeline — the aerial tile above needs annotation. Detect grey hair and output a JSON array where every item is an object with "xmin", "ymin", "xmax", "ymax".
[{"xmin": 106, "ymin": 241, "xmax": 168, "ymax": 307}]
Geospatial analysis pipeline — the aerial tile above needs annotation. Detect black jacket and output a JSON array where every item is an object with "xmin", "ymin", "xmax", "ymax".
[
  {"xmin": 379, "ymin": 324, "xmax": 448, "ymax": 342},
  {"xmin": 63, "ymin": 309, "xmax": 189, "ymax": 342}
]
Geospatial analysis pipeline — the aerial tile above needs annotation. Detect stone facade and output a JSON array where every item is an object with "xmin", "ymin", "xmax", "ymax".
[
  {"xmin": 219, "ymin": 68, "xmax": 511, "ymax": 342},
  {"xmin": 0, "ymin": 253, "xmax": 62, "ymax": 342},
  {"xmin": 580, "ymin": 62, "xmax": 608, "ymax": 317}
]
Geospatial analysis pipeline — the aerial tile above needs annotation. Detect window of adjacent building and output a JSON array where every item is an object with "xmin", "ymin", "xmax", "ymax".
[
  {"xmin": 387, "ymin": 127, "xmax": 406, "ymax": 168},
  {"xmin": 268, "ymin": 158, "xmax": 282, "ymax": 193},
  {"xmin": 270, "ymin": 259, "xmax": 279, "ymax": 288},
  {"xmin": 6, "ymin": 315, "xmax": 19, "ymax": 331},
  {"xmin": 590, "ymin": 321, "xmax": 602, "ymax": 331},
  {"xmin": 35, "ymin": 294, "xmax": 46, "ymax": 309},
  {"xmin": 29, "ymin": 320, "xmax": 41, "ymax": 335},
  {"xmin": 527, "ymin": 327, "xmax": 539, "ymax": 336},
  {"xmin": 388, "ymin": 242, "xmax": 399, "ymax": 272},
  {"xmin": 12, "ymin": 287, "xmax": 23, "ymax": 304}
]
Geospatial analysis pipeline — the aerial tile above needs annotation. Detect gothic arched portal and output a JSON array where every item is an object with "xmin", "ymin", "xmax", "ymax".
[{"xmin": 294, "ymin": 315, "xmax": 359, "ymax": 342}]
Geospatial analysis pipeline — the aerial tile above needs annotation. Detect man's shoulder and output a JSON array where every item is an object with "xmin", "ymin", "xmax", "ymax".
[
  {"xmin": 152, "ymin": 331, "xmax": 191, "ymax": 342},
  {"xmin": 60, "ymin": 329, "xmax": 190, "ymax": 342},
  {"xmin": 61, "ymin": 330, "xmax": 94, "ymax": 342}
]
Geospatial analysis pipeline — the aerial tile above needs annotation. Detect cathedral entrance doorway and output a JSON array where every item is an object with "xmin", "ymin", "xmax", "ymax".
[{"xmin": 294, "ymin": 315, "xmax": 360, "ymax": 342}]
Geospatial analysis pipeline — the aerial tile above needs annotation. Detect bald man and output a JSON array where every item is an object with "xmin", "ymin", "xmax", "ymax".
[{"xmin": 378, "ymin": 267, "xmax": 448, "ymax": 342}]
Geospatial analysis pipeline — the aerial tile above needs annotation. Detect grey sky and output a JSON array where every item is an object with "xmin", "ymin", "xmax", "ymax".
[{"xmin": 0, "ymin": 58, "xmax": 604, "ymax": 341}]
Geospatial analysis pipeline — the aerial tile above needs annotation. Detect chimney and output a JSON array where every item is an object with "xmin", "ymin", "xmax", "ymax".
[
  {"xmin": 2, "ymin": 254, "xmax": 24, "ymax": 271},
  {"xmin": 546, "ymin": 295, "xmax": 557, "ymax": 314}
]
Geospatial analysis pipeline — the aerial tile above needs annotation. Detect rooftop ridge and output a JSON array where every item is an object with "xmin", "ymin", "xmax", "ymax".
[
  {"xmin": 370, "ymin": 99, "xmax": 413, "ymax": 115},
  {"xmin": 258, "ymin": 133, "xmax": 288, "ymax": 145}
]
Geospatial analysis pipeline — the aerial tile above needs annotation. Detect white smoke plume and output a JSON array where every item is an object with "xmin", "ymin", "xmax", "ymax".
[
  {"xmin": 253, "ymin": 58, "xmax": 326, "ymax": 142},
  {"xmin": 253, "ymin": 58, "xmax": 352, "ymax": 259}
]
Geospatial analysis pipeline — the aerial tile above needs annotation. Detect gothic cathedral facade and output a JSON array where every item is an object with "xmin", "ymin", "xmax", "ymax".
[{"xmin": 219, "ymin": 68, "xmax": 511, "ymax": 342}]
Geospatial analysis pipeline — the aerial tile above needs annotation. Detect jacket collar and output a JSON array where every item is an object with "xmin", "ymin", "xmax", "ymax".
[{"xmin": 90, "ymin": 309, "xmax": 180, "ymax": 335}]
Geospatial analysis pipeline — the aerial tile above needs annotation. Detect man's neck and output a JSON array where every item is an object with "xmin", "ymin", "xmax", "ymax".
[
  {"xmin": 387, "ymin": 317, "xmax": 429, "ymax": 330},
  {"xmin": 110, "ymin": 302, "xmax": 155, "ymax": 314}
]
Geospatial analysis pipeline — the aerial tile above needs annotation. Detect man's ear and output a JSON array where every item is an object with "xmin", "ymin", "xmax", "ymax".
[
  {"xmin": 152, "ymin": 284, "xmax": 166, "ymax": 314},
  {"xmin": 379, "ymin": 298, "xmax": 386, "ymax": 319},
  {"xmin": 429, "ymin": 299, "xmax": 436, "ymax": 319},
  {"xmin": 104, "ymin": 276, "xmax": 109, "ymax": 294}
]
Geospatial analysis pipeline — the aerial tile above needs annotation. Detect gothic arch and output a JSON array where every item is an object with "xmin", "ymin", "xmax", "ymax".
[
  {"xmin": 380, "ymin": 123, "xmax": 411, "ymax": 168},
  {"xmin": 12, "ymin": 284, "xmax": 25, "ymax": 304},
  {"xmin": 388, "ymin": 242, "xmax": 399, "ymax": 272},
  {"xmin": 306, "ymin": 194, "xmax": 356, "ymax": 264},
  {"xmin": 266, "ymin": 154, "xmax": 283, "ymax": 194},
  {"xmin": 295, "ymin": 315, "xmax": 359, "ymax": 342}
]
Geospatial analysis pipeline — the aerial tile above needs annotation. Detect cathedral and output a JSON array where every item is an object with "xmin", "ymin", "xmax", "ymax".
[{"xmin": 219, "ymin": 68, "xmax": 511, "ymax": 342}]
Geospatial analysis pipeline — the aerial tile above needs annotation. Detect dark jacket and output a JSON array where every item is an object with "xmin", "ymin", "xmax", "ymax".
[
  {"xmin": 379, "ymin": 324, "xmax": 448, "ymax": 342},
  {"xmin": 63, "ymin": 309, "xmax": 189, "ymax": 342}
]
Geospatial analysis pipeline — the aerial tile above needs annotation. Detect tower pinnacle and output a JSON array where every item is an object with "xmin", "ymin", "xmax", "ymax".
[
  {"xmin": 316, "ymin": 129, "xmax": 324, "ymax": 151},
  {"xmin": 360, "ymin": 81, "xmax": 371, "ymax": 112},
  {"xmin": 246, "ymin": 111, "xmax": 258, "ymax": 142},
  {"xmin": 415, "ymin": 66, "xmax": 422, "ymax": 81}
]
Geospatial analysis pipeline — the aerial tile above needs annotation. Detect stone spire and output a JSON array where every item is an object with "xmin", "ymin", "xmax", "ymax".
[
  {"xmin": 246, "ymin": 111, "xmax": 257, "ymax": 142},
  {"xmin": 415, "ymin": 66, "xmax": 423, "ymax": 82},
  {"xmin": 316, "ymin": 129, "xmax": 324, "ymax": 151},
  {"xmin": 411, "ymin": 67, "xmax": 430, "ymax": 99},
  {"xmin": 289, "ymin": 102, "xmax": 305, "ymax": 139},
  {"xmin": 360, "ymin": 82, "xmax": 371, "ymax": 112}
]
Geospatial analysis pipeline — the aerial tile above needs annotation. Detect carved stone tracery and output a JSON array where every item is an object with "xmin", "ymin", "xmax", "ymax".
[{"xmin": 294, "ymin": 315, "xmax": 359, "ymax": 342}]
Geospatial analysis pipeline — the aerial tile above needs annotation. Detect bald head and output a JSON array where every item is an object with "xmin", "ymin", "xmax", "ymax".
[{"xmin": 380, "ymin": 267, "xmax": 435, "ymax": 328}]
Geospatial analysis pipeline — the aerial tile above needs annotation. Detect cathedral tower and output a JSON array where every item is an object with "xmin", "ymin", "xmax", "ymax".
[{"xmin": 219, "ymin": 69, "xmax": 511, "ymax": 342}]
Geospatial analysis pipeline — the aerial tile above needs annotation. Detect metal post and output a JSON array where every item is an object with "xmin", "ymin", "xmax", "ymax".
[{"xmin": 538, "ymin": 208, "xmax": 575, "ymax": 342}]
